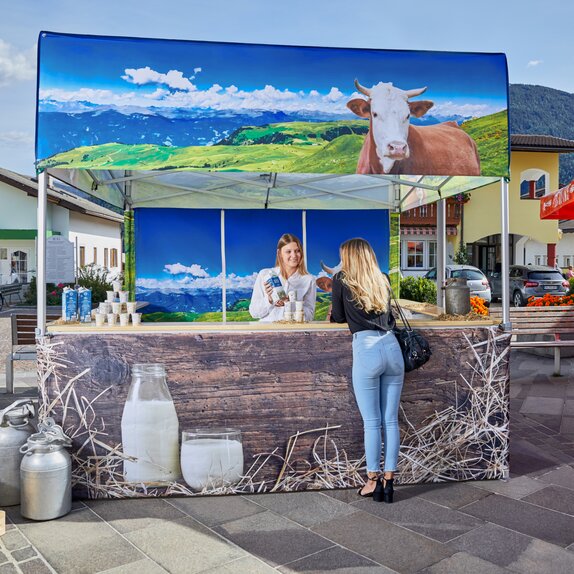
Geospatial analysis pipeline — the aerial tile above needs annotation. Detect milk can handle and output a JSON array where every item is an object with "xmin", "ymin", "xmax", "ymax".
[{"xmin": 0, "ymin": 399, "xmax": 35, "ymax": 425}]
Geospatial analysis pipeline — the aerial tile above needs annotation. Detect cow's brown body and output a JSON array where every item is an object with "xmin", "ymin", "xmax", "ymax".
[{"xmin": 357, "ymin": 120, "xmax": 481, "ymax": 176}]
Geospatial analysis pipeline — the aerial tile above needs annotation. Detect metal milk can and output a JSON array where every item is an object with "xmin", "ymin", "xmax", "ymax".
[
  {"xmin": 19, "ymin": 418, "xmax": 72, "ymax": 521},
  {"xmin": 0, "ymin": 399, "xmax": 35, "ymax": 506},
  {"xmin": 444, "ymin": 277, "xmax": 471, "ymax": 315}
]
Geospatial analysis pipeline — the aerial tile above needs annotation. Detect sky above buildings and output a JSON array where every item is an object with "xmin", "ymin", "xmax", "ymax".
[{"xmin": 1, "ymin": 0, "xmax": 572, "ymax": 175}]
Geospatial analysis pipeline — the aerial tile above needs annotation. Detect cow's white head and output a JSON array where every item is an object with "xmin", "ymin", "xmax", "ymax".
[{"xmin": 347, "ymin": 80, "xmax": 434, "ymax": 173}]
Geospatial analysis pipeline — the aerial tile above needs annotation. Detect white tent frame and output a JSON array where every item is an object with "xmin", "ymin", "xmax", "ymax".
[{"xmin": 35, "ymin": 169, "xmax": 511, "ymax": 337}]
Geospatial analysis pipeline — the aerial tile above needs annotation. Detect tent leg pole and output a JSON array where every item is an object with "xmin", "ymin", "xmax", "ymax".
[
  {"xmin": 36, "ymin": 171, "xmax": 48, "ymax": 339},
  {"xmin": 436, "ymin": 198, "xmax": 446, "ymax": 310},
  {"xmin": 500, "ymin": 178, "xmax": 511, "ymax": 330}
]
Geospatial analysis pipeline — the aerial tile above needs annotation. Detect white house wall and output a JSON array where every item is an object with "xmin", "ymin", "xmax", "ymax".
[
  {"xmin": 68, "ymin": 212, "xmax": 122, "ymax": 274},
  {"xmin": 523, "ymin": 235, "xmax": 574, "ymax": 268},
  {"xmin": 1, "ymin": 177, "xmax": 122, "ymax": 284}
]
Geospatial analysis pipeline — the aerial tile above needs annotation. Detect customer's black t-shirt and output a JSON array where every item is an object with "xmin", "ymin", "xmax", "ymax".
[{"xmin": 330, "ymin": 272, "xmax": 395, "ymax": 334}]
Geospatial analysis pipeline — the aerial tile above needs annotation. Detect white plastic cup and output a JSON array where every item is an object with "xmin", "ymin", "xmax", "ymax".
[
  {"xmin": 295, "ymin": 301, "xmax": 304, "ymax": 312},
  {"xmin": 112, "ymin": 302, "xmax": 121, "ymax": 314},
  {"xmin": 119, "ymin": 313, "xmax": 130, "ymax": 326},
  {"xmin": 107, "ymin": 313, "xmax": 117, "ymax": 326},
  {"xmin": 106, "ymin": 291, "xmax": 116, "ymax": 303},
  {"xmin": 288, "ymin": 291, "xmax": 296, "ymax": 302},
  {"xmin": 283, "ymin": 301, "xmax": 292, "ymax": 313},
  {"xmin": 119, "ymin": 291, "xmax": 129, "ymax": 303},
  {"xmin": 95, "ymin": 313, "xmax": 106, "ymax": 327},
  {"xmin": 126, "ymin": 302, "xmax": 137, "ymax": 314},
  {"xmin": 284, "ymin": 311, "xmax": 293, "ymax": 321},
  {"xmin": 131, "ymin": 313, "xmax": 142, "ymax": 326},
  {"xmin": 112, "ymin": 281, "xmax": 122, "ymax": 293}
]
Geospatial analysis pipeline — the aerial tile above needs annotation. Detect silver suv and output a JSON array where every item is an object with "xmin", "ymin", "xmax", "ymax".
[
  {"xmin": 489, "ymin": 265, "xmax": 569, "ymax": 307},
  {"xmin": 424, "ymin": 265, "xmax": 492, "ymax": 304}
]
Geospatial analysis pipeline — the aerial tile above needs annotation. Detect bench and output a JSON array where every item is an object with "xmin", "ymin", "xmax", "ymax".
[
  {"xmin": 0, "ymin": 284, "xmax": 22, "ymax": 310},
  {"xmin": 5, "ymin": 313, "xmax": 60, "ymax": 394},
  {"xmin": 490, "ymin": 306, "xmax": 574, "ymax": 376}
]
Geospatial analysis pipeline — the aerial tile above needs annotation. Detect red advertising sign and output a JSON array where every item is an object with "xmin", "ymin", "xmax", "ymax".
[{"xmin": 540, "ymin": 181, "xmax": 574, "ymax": 219}]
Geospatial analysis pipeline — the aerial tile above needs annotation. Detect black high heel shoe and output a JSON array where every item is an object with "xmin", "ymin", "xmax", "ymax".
[
  {"xmin": 357, "ymin": 473, "xmax": 379, "ymax": 498},
  {"xmin": 373, "ymin": 476, "xmax": 394, "ymax": 503}
]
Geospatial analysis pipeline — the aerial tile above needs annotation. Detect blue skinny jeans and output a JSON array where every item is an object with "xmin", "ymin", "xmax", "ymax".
[{"xmin": 352, "ymin": 329, "xmax": 405, "ymax": 473}]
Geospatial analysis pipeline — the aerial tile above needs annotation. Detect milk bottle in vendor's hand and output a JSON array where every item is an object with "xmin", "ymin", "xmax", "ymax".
[{"xmin": 267, "ymin": 270, "xmax": 287, "ymax": 304}]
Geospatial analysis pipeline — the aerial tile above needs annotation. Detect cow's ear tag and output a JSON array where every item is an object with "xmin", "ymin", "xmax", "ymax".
[
  {"xmin": 409, "ymin": 100, "xmax": 434, "ymax": 118},
  {"xmin": 347, "ymin": 98, "xmax": 371, "ymax": 118}
]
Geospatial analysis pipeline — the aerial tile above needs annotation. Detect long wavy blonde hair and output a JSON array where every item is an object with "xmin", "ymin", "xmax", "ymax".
[
  {"xmin": 275, "ymin": 233, "xmax": 309, "ymax": 278},
  {"xmin": 340, "ymin": 238, "xmax": 390, "ymax": 313}
]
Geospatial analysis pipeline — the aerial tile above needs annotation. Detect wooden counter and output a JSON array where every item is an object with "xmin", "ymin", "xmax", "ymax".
[
  {"xmin": 47, "ymin": 318, "xmax": 498, "ymax": 334},
  {"xmin": 39, "ymin": 322, "xmax": 510, "ymax": 499}
]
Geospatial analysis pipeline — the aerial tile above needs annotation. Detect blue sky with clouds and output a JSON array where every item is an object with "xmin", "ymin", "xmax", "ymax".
[{"xmin": 1, "ymin": 0, "xmax": 573, "ymax": 175}]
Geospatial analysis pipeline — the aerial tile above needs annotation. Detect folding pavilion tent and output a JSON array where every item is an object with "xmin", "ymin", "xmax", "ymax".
[{"xmin": 35, "ymin": 32, "xmax": 512, "ymax": 334}]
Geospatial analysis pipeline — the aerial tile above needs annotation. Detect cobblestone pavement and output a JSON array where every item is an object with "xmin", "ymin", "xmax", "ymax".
[{"xmin": 2, "ymin": 350, "xmax": 574, "ymax": 573}]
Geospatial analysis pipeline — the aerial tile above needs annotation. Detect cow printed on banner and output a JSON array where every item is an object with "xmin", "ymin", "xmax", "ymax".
[{"xmin": 347, "ymin": 80, "xmax": 481, "ymax": 177}]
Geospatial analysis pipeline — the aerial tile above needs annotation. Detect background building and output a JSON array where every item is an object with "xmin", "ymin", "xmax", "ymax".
[
  {"xmin": 0, "ymin": 168, "xmax": 123, "ymax": 285},
  {"xmin": 401, "ymin": 134, "xmax": 574, "ymax": 276}
]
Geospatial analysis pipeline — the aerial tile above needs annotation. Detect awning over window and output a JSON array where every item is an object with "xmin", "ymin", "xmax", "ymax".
[{"xmin": 401, "ymin": 226, "xmax": 457, "ymax": 236}]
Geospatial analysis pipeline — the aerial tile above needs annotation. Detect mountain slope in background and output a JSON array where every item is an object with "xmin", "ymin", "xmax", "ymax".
[{"xmin": 510, "ymin": 84, "xmax": 574, "ymax": 186}]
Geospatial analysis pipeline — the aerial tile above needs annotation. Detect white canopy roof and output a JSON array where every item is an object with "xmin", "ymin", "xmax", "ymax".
[{"xmin": 49, "ymin": 168, "xmax": 498, "ymax": 212}]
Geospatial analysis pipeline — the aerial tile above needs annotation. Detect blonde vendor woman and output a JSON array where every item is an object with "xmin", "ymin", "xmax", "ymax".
[{"xmin": 249, "ymin": 233, "xmax": 316, "ymax": 322}]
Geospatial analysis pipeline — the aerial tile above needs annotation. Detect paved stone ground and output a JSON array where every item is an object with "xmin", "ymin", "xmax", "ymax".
[{"xmin": 2, "ymin": 350, "xmax": 574, "ymax": 573}]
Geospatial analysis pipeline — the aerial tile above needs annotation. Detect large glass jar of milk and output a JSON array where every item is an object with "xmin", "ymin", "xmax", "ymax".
[
  {"xmin": 121, "ymin": 363, "xmax": 181, "ymax": 483},
  {"xmin": 181, "ymin": 428, "xmax": 244, "ymax": 491}
]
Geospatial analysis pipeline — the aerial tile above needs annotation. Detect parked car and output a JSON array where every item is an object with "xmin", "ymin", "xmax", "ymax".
[
  {"xmin": 489, "ymin": 265, "xmax": 569, "ymax": 307},
  {"xmin": 424, "ymin": 265, "xmax": 491, "ymax": 305}
]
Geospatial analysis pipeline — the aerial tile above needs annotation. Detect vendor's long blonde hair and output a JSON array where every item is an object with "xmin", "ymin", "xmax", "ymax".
[
  {"xmin": 340, "ymin": 238, "xmax": 390, "ymax": 313},
  {"xmin": 275, "ymin": 233, "xmax": 309, "ymax": 278}
]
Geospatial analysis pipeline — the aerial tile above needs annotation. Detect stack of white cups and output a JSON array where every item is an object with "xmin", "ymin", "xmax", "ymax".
[
  {"xmin": 294, "ymin": 301, "xmax": 304, "ymax": 323},
  {"xmin": 282, "ymin": 291, "xmax": 305, "ymax": 323},
  {"xmin": 94, "ymin": 282, "xmax": 142, "ymax": 327}
]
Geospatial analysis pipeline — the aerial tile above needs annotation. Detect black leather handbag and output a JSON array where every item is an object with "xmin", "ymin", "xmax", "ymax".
[{"xmin": 390, "ymin": 289, "xmax": 432, "ymax": 372}]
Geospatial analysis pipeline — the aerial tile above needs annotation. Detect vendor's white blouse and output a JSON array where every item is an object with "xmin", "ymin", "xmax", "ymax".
[{"xmin": 249, "ymin": 267, "xmax": 317, "ymax": 323}]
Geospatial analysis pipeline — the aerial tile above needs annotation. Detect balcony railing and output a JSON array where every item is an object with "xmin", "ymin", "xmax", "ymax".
[{"xmin": 401, "ymin": 199, "xmax": 462, "ymax": 226}]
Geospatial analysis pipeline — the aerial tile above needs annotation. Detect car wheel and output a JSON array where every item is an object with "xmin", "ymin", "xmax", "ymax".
[{"xmin": 513, "ymin": 291, "xmax": 525, "ymax": 307}]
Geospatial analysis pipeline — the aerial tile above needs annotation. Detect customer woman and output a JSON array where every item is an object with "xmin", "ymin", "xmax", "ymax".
[
  {"xmin": 249, "ymin": 233, "xmax": 316, "ymax": 322},
  {"xmin": 330, "ymin": 238, "xmax": 404, "ymax": 502}
]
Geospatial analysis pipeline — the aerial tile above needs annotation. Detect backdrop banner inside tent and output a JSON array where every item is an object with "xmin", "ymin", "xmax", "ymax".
[
  {"xmin": 134, "ymin": 208, "xmax": 390, "ymax": 321},
  {"xmin": 36, "ymin": 32, "xmax": 510, "ymax": 178}
]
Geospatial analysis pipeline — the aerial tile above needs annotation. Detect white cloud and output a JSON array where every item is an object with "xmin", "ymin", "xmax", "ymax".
[
  {"xmin": 39, "ymin": 87, "xmax": 137, "ymax": 105},
  {"xmin": 527, "ymin": 60, "xmax": 543, "ymax": 68},
  {"xmin": 37, "ymin": 62, "xmax": 506, "ymax": 120},
  {"xmin": 0, "ymin": 39, "xmax": 36, "ymax": 86},
  {"xmin": 136, "ymin": 271, "xmax": 258, "ymax": 291},
  {"xmin": 122, "ymin": 66, "xmax": 197, "ymax": 91},
  {"xmin": 163, "ymin": 262, "xmax": 209, "ymax": 277},
  {"xmin": 432, "ymin": 101, "xmax": 504, "ymax": 118},
  {"xmin": 40, "ymin": 67, "xmax": 356, "ymax": 115},
  {"xmin": 325, "ymin": 87, "xmax": 345, "ymax": 102},
  {"xmin": 0, "ymin": 131, "xmax": 34, "ymax": 145}
]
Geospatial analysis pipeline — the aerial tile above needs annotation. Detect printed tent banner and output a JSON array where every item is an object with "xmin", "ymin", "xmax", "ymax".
[
  {"xmin": 36, "ymin": 32, "xmax": 510, "ymax": 179},
  {"xmin": 540, "ymin": 180, "xmax": 574, "ymax": 219}
]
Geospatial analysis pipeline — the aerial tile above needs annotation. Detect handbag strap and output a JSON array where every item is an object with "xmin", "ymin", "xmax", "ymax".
[{"xmin": 387, "ymin": 280, "xmax": 413, "ymax": 332}]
